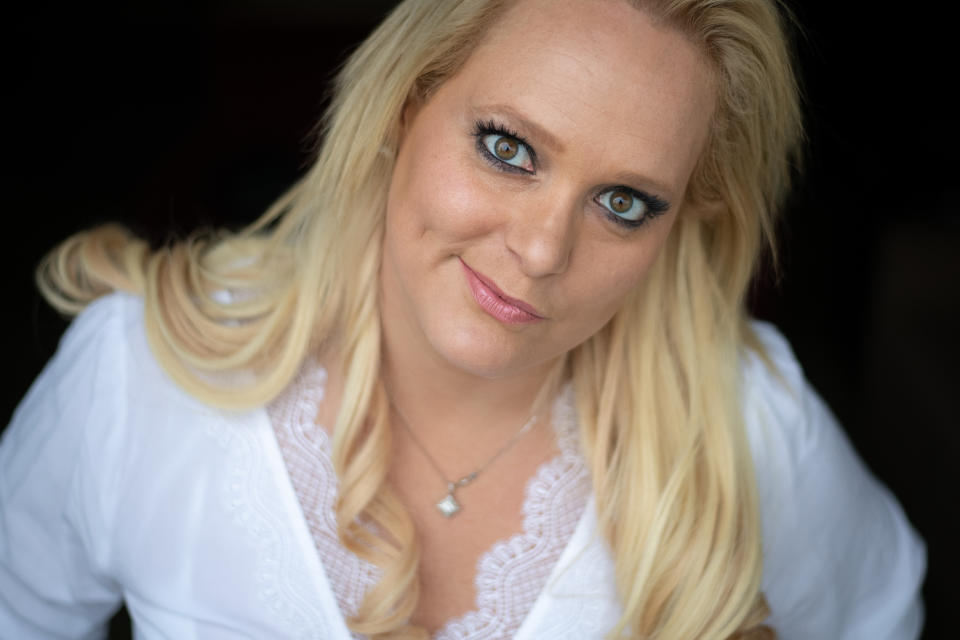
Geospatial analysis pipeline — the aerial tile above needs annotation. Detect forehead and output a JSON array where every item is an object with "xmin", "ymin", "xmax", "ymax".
[{"xmin": 443, "ymin": 0, "xmax": 715, "ymax": 196}]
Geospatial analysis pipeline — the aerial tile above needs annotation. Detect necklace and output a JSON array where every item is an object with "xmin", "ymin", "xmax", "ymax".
[{"xmin": 389, "ymin": 397, "xmax": 537, "ymax": 518}]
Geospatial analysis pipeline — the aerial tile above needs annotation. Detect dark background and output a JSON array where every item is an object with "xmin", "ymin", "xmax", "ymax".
[{"xmin": 5, "ymin": 1, "xmax": 957, "ymax": 638}]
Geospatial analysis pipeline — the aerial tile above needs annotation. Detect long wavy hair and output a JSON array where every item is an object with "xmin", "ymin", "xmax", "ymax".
[{"xmin": 38, "ymin": 0, "xmax": 802, "ymax": 637}]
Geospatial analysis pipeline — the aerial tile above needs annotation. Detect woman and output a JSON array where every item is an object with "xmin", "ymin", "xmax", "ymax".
[{"xmin": 0, "ymin": 0, "xmax": 925, "ymax": 638}]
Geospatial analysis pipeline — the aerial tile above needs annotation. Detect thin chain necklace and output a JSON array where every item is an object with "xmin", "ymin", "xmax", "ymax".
[{"xmin": 389, "ymin": 397, "xmax": 537, "ymax": 518}]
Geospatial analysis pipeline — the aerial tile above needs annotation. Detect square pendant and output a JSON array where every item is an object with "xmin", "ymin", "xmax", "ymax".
[{"xmin": 436, "ymin": 493, "xmax": 461, "ymax": 518}]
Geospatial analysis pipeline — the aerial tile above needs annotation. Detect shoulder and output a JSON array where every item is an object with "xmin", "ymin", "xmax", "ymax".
[
  {"xmin": 4, "ymin": 291, "xmax": 192, "ymax": 475},
  {"xmin": 0, "ymin": 293, "xmax": 150, "ymax": 634},
  {"xmin": 739, "ymin": 320, "xmax": 882, "ymax": 491},
  {"xmin": 739, "ymin": 321, "xmax": 807, "ymax": 443},
  {"xmin": 739, "ymin": 320, "xmax": 880, "ymax": 512},
  {"xmin": 738, "ymin": 321, "xmax": 833, "ymax": 491},
  {"xmin": 4, "ymin": 293, "xmax": 207, "ymax": 493},
  {"xmin": 46, "ymin": 291, "xmax": 156, "ymax": 392},
  {"xmin": 740, "ymin": 321, "xmax": 925, "ymax": 640},
  {"xmin": 1, "ymin": 293, "xmax": 294, "ymax": 637},
  {"xmin": 6, "ymin": 292, "xmax": 148, "ymax": 452},
  {"xmin": 55, "ymin": 292, "xmax": 198, "ymax": 407},
  {"xmin": 42, "ymin": 291, "xmax": 143, "ymax": 381}
]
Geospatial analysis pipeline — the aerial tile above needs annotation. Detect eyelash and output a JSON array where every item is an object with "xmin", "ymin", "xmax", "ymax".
[
  {"xmin": 602, "ymin": 187, "xmax": 670, "ymax": 230},
  {"xmin": 471, "ymin": 119, "xmax": 670, "ymax": 230},
  {"xmin": 473, "ymin": 119, "xmax": 537, "ymax": 173}
]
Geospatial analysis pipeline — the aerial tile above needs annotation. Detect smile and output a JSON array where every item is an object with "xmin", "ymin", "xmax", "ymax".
[{"xmin": 460, "ymin": 259, "xmax": 544, "ymax": 325}]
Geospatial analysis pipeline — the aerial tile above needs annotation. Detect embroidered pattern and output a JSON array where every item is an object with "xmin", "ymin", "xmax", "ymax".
[
  {"xmin": 269, "ymin": 365, "xmax": 381, "ymax": 626},
  {"xmin": 203, "ymin": 404, "xmax": 334, "ymax": 638},
  {"xmin": 269, "ymin": 362, "xmax": 590, "ymax": 639}
]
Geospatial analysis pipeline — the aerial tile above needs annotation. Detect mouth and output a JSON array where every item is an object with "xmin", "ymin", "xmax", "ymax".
[{"xmin": 460, "ymin": 258, "xmax": 545, "ymax": 325}]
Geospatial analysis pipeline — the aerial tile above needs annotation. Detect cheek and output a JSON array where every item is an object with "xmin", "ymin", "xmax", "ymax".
[
  {"xmin": 389, "ymin": 133, "xmax": 498, "ymax": 245},
  {"xmin": 592, "ymin": 264, "xmax": 645, "ymax": 318},
  {"xmin": 573, "ymin": 223, "xmax": 674, "ymax": 321}
]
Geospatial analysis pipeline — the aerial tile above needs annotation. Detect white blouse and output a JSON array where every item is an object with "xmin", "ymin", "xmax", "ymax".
[
  {"xmin": 0, "ymin": 293, "xmax": 926, "ymax": 639},
  {"xmin": 270, "ymin": 358, "xmax": 590, "ymax": 639}
]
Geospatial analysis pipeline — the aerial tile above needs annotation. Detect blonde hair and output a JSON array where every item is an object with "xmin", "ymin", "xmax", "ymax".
[{"xmin": 38, "ymin": 0, "xmax": 802, "ymax": 637}]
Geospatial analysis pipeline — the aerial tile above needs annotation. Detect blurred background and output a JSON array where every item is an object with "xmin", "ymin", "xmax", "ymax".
[{"xmin": 5, "ymin": 1, "xmax": 957, "ymax": 638}]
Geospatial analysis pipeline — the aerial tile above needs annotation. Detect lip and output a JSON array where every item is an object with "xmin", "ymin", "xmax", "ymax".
[{"xmin": 460, "ymin": 259, "xmax": 545, "ymax": 325}]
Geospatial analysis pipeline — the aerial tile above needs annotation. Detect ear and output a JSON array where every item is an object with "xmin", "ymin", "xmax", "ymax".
[
  {"xmin": 381, "ymin": 95, "xmax": 423, "ymax": 160},
  {"xmin": 692, "ymin": 200, "xmax": 727, "ymax": 221},
  {"xmin": 397, "ymin": 94, "xmax": 424, "ymax": 147},
  {"xmin": 680, "ymin": 191, "xmax": 727, "ymax": 222}
]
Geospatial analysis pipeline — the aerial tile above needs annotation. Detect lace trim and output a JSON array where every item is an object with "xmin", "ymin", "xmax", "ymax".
[
  {"xmin": 269, "ymin": 365, "xmax": 380, "ymax": 630},
  {"xmin": 269, "ymin": 362, "xmax": 589, "ymax": 639},
  {"xmin": 436, "ymin": 389, "xmax": 589, "ymax": 639},
  {"xmin": 202, "ymin": 403, "xmax": 333, "ymax": 638}
]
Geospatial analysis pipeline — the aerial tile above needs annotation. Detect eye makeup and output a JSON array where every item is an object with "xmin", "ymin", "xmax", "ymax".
[
  {"xmin": 473, "ymin": 119, "xmax": 537, "ymax": 174},
  {"xmin": 471, "ymin": 117, "xmax": 671, "ymax": 229},
  {"xmin": 594, "ymin": 185, "xmax": 670, "ymax": 230}
]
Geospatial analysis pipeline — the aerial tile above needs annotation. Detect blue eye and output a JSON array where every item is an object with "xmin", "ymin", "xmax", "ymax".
[{"xmin": 481, "ymin": 134, "xmax": 534, "ymax": 172}]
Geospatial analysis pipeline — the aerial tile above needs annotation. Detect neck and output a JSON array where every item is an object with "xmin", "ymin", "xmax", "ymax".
[{"xmin": 379, "ymin": 317, "xmax": 561, "ymax": 445}]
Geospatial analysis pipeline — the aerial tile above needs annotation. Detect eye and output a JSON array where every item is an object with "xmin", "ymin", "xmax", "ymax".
[
  {"xmin": 481, "ymin": 133, "xmax": 534, "ymax": 172},
  {"xmin": 596, "ymin": 187, "xmax": 669, "ymax": 228},
  {"xmin": 599, "ymin": 188, "xmax": 647, "ymax": 221}
]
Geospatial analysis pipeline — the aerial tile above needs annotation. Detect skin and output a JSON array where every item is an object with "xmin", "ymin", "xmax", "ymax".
[{"xmin": 324, "ymin": 0, "xmax": 716, "ymax": 630}]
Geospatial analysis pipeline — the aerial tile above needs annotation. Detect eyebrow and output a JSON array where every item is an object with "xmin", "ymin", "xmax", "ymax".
[
  {"xmin": 473, "ymin": 103, "xmax": 677, "ymax": 202},
  {"xmin": 474, "ymin": 103, "xmax": 567, "ymax": 154},
  {"xmin": 610, "ymin": 171, "xmax": 676, "ymax": 204}
]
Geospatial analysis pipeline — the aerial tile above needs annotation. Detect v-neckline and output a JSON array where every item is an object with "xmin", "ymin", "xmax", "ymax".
[{"xmin": 260, "ymin": 364, "xmax": 598, "ymax": 639}]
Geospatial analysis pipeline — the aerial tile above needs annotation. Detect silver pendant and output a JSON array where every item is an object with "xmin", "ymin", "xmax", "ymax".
[{"xmin": 436, "ymin": 485, "xmax": 461, "ymax": 518}]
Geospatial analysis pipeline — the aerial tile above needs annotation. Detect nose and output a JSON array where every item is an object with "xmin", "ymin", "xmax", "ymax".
[{"xmin": 504, "ymin": 190, "xmax": 579, "ymax": 278}]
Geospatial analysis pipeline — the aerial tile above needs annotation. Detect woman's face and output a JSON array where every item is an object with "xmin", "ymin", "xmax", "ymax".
[{"xmin": 380, "ymin": 0, "xmax": 715, "ymax": 379}]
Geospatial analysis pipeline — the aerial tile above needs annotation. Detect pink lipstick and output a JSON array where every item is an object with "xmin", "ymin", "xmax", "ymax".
[{"xmin": 460, "ymin": 259, "xmax": 544, "ymax": 325}]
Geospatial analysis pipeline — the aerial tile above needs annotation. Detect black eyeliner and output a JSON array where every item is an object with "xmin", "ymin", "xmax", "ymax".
[
  {"xmin": 472, "ymin": 119, "xmax": 538, "ymax": 172},
  {"xmin": 599, "ymin": 186, "xmax": 670, "ymax": 230},
  {"xmin": 472, "ymin": 118, "xmax": 670, "ymax": 232}
]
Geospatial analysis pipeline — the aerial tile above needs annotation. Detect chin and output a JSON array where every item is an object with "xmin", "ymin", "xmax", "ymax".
[{"xmin": 429, "ymin": 323, "xmax": 542, "ymax": 379}]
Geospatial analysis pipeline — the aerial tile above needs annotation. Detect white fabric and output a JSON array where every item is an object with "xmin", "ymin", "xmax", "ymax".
[
  {"xmin": 0, "ymin": 293, "xmax": 926, "ymax": 639},
  {"xmin": 268, "ymin": 365, "xmax": 381, "ymax": 632},
  {"xmin": 269, "ymin": 361, "xmax": 590, "ymax": 640}
]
